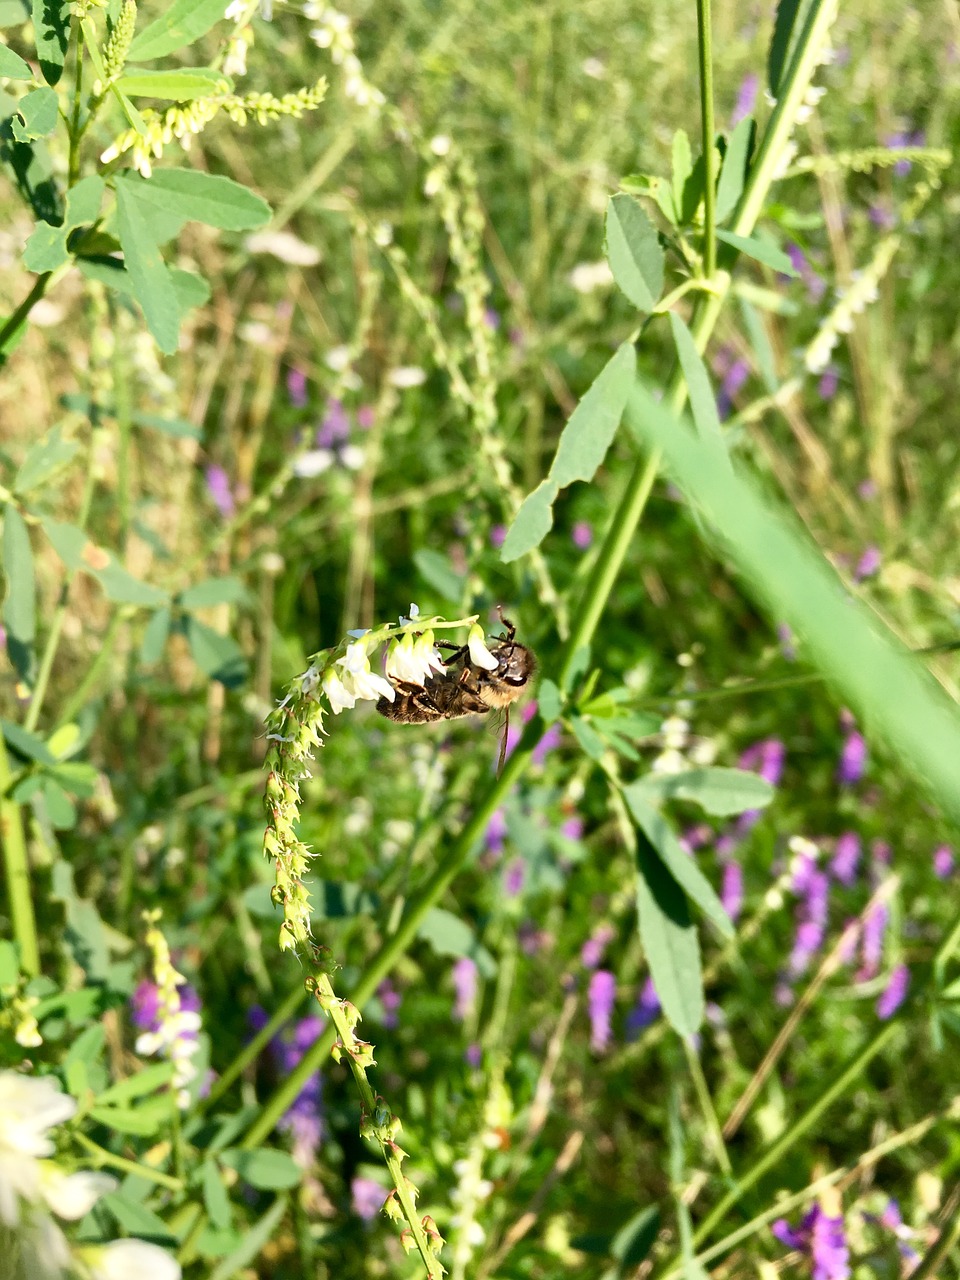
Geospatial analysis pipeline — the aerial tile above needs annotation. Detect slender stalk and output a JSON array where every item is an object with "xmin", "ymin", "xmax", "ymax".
[
  {"xmin": 0, "ymin": 274, "xmax": 52, "ymax": 355},
  {"xmin": 73, "ymin": 1132, "xmax": 181, "ymax": 1191},
  {"xmin": 908, "ymin": 1184, "xmax": 960, "ymax": 1280},
  {"xmin": 0, "ymin": 732, "xmax": 39, "ymax": 975},
  {"xmin": 683, "ymin": 1038, "xmax": 732, "ymax": 1176},
  {"xmin": 696, "ymin": 0, "xmax": 717, "ymax": 278},
  {"xmin": 200, "ymin": 983, "xmax": 306, "ymax": 1114},
  {"xmin": 68, "ymin": 16, "xmax": 85, "ymax": 185}
]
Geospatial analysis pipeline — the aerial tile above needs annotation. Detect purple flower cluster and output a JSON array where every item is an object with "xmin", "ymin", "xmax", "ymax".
[
  {"xmin": 713, "ymin": 347, "xmax": 751, "ymax": 419},
  {"xmin": 452, "ymin": 957, "xmax": 478, "ymax": 1021},
  {"xmin": 580, "ymin": 924, "xmax": 615, "ymax": 970},
  {"xmin": 250, "ymin": 1009, "xmax": 326, "ymax": 1167},
  {"xmin": 788, "ymin": 850, "xmax": 830, "ymax": 979},
  {"xmin": 876, "ymin": 963, "xmax": 909, "ymax": 1019},
  {"xmin": 588, "ymin": 970, "xmax": 616, "ymax": 1052},
  {"xmin": 830, "ymin": 832, "xmax": 861, "ymax": 887},
  {"xmin": 772, "ymin": 1204, "xmax": 849, "ymax": 1280},
  {"xmin": 626, "ymin": 977, "xmax": 661, "ymax": 1037},
  {"xmin": 837, "ymin": 715, "xmax": 867, "ymax": 785},
  {"xmin": 786, "ymin": 243, "xmax": 827, "ymax": 302}
]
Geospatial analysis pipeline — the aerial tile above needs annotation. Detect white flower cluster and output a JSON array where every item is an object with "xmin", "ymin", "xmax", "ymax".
[
  {"xmin": 0, "ymin": 1071, "xmax": 180, "ymax": 1280},
  {"xmin": 805, "ymin": 255, "xmax": 887, "ymax": 374},
  {"xmin": 304, "ymin": 3, "xmax": 386, "ymax": 111}
]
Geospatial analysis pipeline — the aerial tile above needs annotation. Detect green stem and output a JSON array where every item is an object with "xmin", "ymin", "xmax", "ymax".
[
  {"xmin": 908, "ymin": 1184, "xmax": 960, "ymax": 1280},
  {"xmin": 696, "ymin": 0, "xmax": 717, "ymax": 278},
  {"xmin": 55, "ymin": 611, "xmax": 125, "ymax": 728},
  {"xmin": 685, "ymin": 1024, "xmax": 896, "ymax": 1257},
  {"xmin": 74, "ymin": 1132, "xmax": 181, "ymax": 1191},
  {"xmin": 200, "ymin": 983, "xmax": 306, "ymax": 1114},
  {"xmin": 683, "ymin": 1038, "xmax": 732, "ymax": 1176},
  {"xmin": 0, "ymin": 274, "xmax": 52, "ymax": 356},
  {"xmin": 0, "ymin": 731, "xmax": 39, "ymax": 975},
  {"xmin": 68, "ymin": 16, "xmax": 85, "ymax": 185}
]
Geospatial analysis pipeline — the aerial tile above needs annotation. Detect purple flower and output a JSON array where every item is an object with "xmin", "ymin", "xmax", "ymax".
[
  {"xmin": 485, "ymin": 807, "xmax": 507, "ymax": 856},
  {"xmin": 772, "ymin": 1205, "xmax": 849, "ymax": 1280},
  {"xmin": 376, "ymin": 979, "xmax": 401, "ymax": 1029},
  {"xmin": 818, "ymin": 366, "xmax": 839, "ymax": 399},
  {"xmin": 571, "ymin": 521, "xmax": 593, "ymax": 549},
  {"xmin": 868, "ymin": 202, "xmax": 896, "ymax": 230},
  {"xmin": 876, "ymin": 963, "xmax": 909, "ymax": 1019},
  {"xmin": 837, "ymin": 730, "xmax": 867, "ymax": 785},
  {"xmin": 286, "ymin": 367, "xmax": 308, "ymax": 407},
  {"xmin": 626, "ymin": 977, "xmax": 660, "ymax": 1037},
  {"xmin": 452, "ymin": 957, "xmax": 478, "ymax": 1021},
  {"xmin": 857, "ymin": 900, "xmax": 888, "ymax": 981},
  {"xmin": 854, "ymin": 547, "xmax": 881, "ymax": 581},
  {"xmin": 356, "ymin": 405, "xmax": 375, "ymax": 429},
  {"xmin": 316, "ymin": 398, "xmax": 350, "ymax": 448},
  {"xmin": 778, "ymin": 622, "xmax": 797, "ymax": 661},
  {"xmin": 250, "ymin": 1011, "xmax": 326, "ymax": 1165},
  {"xmin": 885, "ymin": 129, "xmax": 924, "ymax": 175},
  {"xmin": 588, "ymin": 970, "xmax": 616, "ymax": 1052},
  {"xmin": 504, "ymin": 857, "xmax": 525, "ymax": 897},
  {"xmin": 934, "ymin": 845, "xmax": 954, "ymax": 879},
  {"xmin": 876, "ymin": 1198, "xmax": 920, "ymax": 1262},
  {"xmin": 785, "ymin": 243, "xmax": 827, "ymax": 302},
  {"xmin": 561, "ymin": 816, "xmax": 583, "ymax": 841},
  {"xmin": 716, "ymin": 357, "xmax": 750, "ymax": 419},
  {"xmin": 739, "ymin": 737, "xmax": 786, "ymax": 788},
  {"xmin": 721, "ymin": 861, "xmax": 744, "ymax": 921},
  {"xmin": 580, "ymin": 924, "xmax": 615, "ymax": 970},
  {"xmin": 789, "ymin": 863, "xmax": 830, "ymax": 977},
  {"xmin": 490, "ymin": 524, "xmax": 507, "ymax": 549},
  {"xmin": 131, "ymin": 980, "xmax": 162, "ymax": 1031},
  {"xmin": 352, "ymin": 1176, "xmax": 385, "ymax": 1221},
  {"xmin": 484, "ymin": 306, "xmax": 501, "ymax": 330},
  {"xmin": 858, "ymin": 478, "xmax": 878, "ymax": 500},
  {"xmin": 532, "ymin": 722, "xmax": 562, "ymax": 766},
  {"xmin": 830, "ymin": 833, "xmax": 861, "ymax": 886},
  {"xmin": 465, "ymin": 1042, "xmax": 482, "ymax": 1067},
  {"xmin": 731, "ymin": 72, "xmax": 758, "ymax": 126},
  {"xmin": 205, "ymin": 464, "xmax": 235, "ymax": 517}
]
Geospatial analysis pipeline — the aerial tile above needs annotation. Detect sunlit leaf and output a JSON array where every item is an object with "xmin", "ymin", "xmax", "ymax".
[
  {"xmin": 549, "ymin": 341, "xmax": 637, "ymax": 488},
  {"xmin": 667, "ymin": 313, "xmax": 727, "ymax": 461},
  {"xmin": 499, "ymin": 478, "xmax": 558, "ymax": 563},
  {"xmin": 605, "ymin": 194, "xmax": 665, "ymax": 312},
  {"xmin": 717, "ymin": 228, "xmax": 797, "ymax": 276},
  {"xmin": 31, "ymin": 0, "xmax": 70, "ymax": 85},
  {"xmin": 634, "ymin": 767, "xmax": 775, "ymax": 816},
  {"xmin": 11, "ymin": 85, "xmax": 58, "ymax": 141},
  {"xmin": 127, "ymin": 0, "xmax": 232, "ymax": 61},
  {"xmin": 114, "ymin": 68, "xmax": 229, "ymax": 102},
  {"xmin": 14, "ymin": 429, "xmax": 81, "ymax": 494},
  {"xmin": 635, "ymin": 834, "xmax": 703, "ymax": 1037},
  {"xmin": 220, "ymin": 1148, "xmax": 302, "ymax": 1191},
  {"xmin": 114, "ymin": 178, "xmax": 180, "ymax": 354},
  {"xmin": 2, "ymin": 502, "xmax": 35, "ymax": 680},
  {"xmin": 716, "ymin": 117, "xmax": 755, "ymax": 223}
]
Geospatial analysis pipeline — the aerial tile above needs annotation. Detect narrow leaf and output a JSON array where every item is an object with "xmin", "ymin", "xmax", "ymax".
[
  {"xmin": 623, "ymin": 785, "xmax": 733, "ymax": 939},
  {"xmin": 671, "ymin": 129, "xmax": 692, "ymax": 220},
  {"xmin": 203, "ymin": 1158, "xmax": 233, "ymax": 1230},
  {"xmin": 768, "ymin": 0, "xmax": 803, "ymax": 97},
  {"xmin": 635, "ymin": 767, "xmax": 775, "ymax": 816},
  {"xmin": 717, "ymin": 228, "xmax": 797, "ymax": 276},
  {"xmin": 115, "ymin": 178, "xmax": 180, "ymax": 354},
  {"xmin": 114, "ymin": 68, "xmax": 229, "ymax": 102},
  {"xmin": 32, "ymin": 0, "xmax": 70, "ymax": 85},
  {"xmin": 549, "ymin": 341, "xmax": 636, "ymax": 487},
  {"xmin": 635, "ymin": 835, "xmax": 703, "ymax": 1037},
  {"xmin": 102, "ymin": 1190, "xmax": 178, "ymax": 1242},
  {"xmin": 667, "ymin": 313, "xmax": 727, "ymax": 460},
  {"xmin": 739, "ymin": 295, "xmax": 778, "ymax": 394},
  {"xmin": 220, "ymin": 1148, "xmax": 302, "ymax": 1191},
  {"xmin": 605, "ymin": 194, "xmax": 664, "ymax": 313},
  {"xmin": 127, "ymin": 0, "xmax": 230, "ymax": 61},
  {"xmin": 2, "ymin": 503, "xmax": 35, "ymax": 679},
  {"xmin": 715, "ymin": 117, "xmax": 755, "ymax": 223},
  {"xmin": 625, "ymin": 380, "xmax": 960, "ymax": 826},
  {"xmin": 499, "ymin": 478, "xmax": 558, "ymax": 563},
  {"xmin": 569, "ymin": 716, "xmax": 607, "ymax": 761}
]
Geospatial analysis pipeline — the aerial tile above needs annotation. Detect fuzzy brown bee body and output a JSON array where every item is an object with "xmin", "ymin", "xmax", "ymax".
[{"xmin": 376, "ymin": 615, "xmax": 535, "ymax": 732}]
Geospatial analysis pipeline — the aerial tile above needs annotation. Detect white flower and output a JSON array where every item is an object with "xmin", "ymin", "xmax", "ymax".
[
  {"xmin": 293, "ymin": 449, "xmax": 334, "ymax": 477},
  {"xmin": 224, "ymin": 0, "xmax": 247, "ymax": 19},
  {"xmin": 17, "ymin": 1212, "xmax": 71, "ymax": 1277},
  {"xmin": 568, "ymin": 260, "xmax": 613, "ymax": 294},
  {"xmin": 466, "ymin": 625, "xmax": 498, "ymax": 672},
  {"xmin": 385, "ymin": 631, "xmax": 446, "ymax": 686},
  {"xmin": 81, "ymin": 1238, "xmax": 182, "ymax": 1280},
  {"xmin": 430, "ymin": 134, "xmax": 451, "ymax": 156},
  {"xmin": 244, "ymin": 230, "xmax": 321, "ymax": 266},
  {"xmin": 336, "ymin": 642, "xmax": 395, "ymax": 703},
  {"xmin": 387, "ymin": 366, "xmax": 427, "ymax": 388},
  {"xmin": 40, "ymin": 1168, "xmax": 115, "ymax": 1220},
  {"xmin": 322, "ymin": 668, "xmax": 356, "ymax": 714},
  {"xmin": 0, "ymin": 1072, "xmax": 78, "ymax": 1228}
]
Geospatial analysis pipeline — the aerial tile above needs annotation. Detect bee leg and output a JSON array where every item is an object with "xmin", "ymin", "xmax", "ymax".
[
  {"xmin": 497, "ymin": 707, "xmax": 510, "ymax": 776},
  {"xmin": 495, "ymin": 605, "xmax": 516, "ymax": 643}
]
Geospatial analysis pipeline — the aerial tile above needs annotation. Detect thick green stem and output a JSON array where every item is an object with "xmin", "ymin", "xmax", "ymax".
[
  {"xmin": 0, "ymin": 274, "xmax": 52, "ymax": 356},
  {"xmin": 0, "ymin": 731, "xmax": 39, "ymax": 975},
  {"xmin": 696, "ymin": 0, "xmax": 716, "ymax": 278}
]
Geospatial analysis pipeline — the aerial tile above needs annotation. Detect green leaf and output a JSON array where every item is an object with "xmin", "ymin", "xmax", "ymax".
[
  {"xmin": 569, "ymin": 715, "xmax": 607, "ymax": 761},
  {"xmin": 220, "ymin": 1148, "xmax": 302, "ymax": 1191},
  {"xmin": 133, "ymin": 411, "xmax": 201, "ymax": 440},
  {"xmin": 208, "ymin": 1196, "xmax": 288, "ymax": 1280},
  {"xmin": 605, "ymin": 194, "xmax": 665, "ymax": 313},
  {"xmin": 625, "ymin": 379, "xmax": 960, "ymax": 827},
  {"xmin": 32, "ymin": 0, "xmax": 70, "ymax": 85},
  {"xmin": 180, "ymin": 576, "xmax": 246, "ymax": 609},
  {"xmin": 0, "ymin": 3, "xmax": 29, "ymax": 25},
  {"xmin": 114, "ymin": 178, "xmax": 181, "ymax": 354},
  {"xmin": 671, "ymin": 129, "xmax": 692, "ymax": 222},
  {"xmin": 499, "ymin": 478, "xmax": 558, "ymax": 563},
  {"xmin": 635, "ymin": 767, "xmax": 775, "ymax": 816},
  {"xmin": 40, "ymin": 776, "xmax": 76, "ymax": 829},
  {"xmin": 2, "ymin": 720, "xmax": 55, "ymax": 764},
  {"xmin": 14, "ymin": 428, "xmax": 81, "ymax": 493},
  {"xmin": 538, "ymin": 678, "xmax": 562, "ymax": 724},
  {"xmin": 102, "ymin": 1190, "xmax": 178, "ymax": 1243},
  {"xmin": 667, "ymin": 313, "xmax": 727, "ymax": 461},
  {"xmin": 10, "ymin": 84, "xmax": 58, "ymax": 140},
  {"xmin": 63, "ymin": 1022, "xmax": 105, "ymax": 1076},
  {"xmin": 738, "ymin": 295, "xmax": 778, "ymax": 395},
  {"xmin": 611, "ymin": 1206, "xmax": 660, "ymax": 1270},
  {"xmin": 95, "ymin": 1061, "xmax": 175, "ymax": 1106},
  {"xmin": 412, "ymin": 548, "xmax": 464, "ymax": 602},
  {"xmin": 768, "ymin": 0, "xmax": 803, "ymax": 97},
  {"xmin": 184, "ymin": 616, "xmax": 247, "ymax": 687},
  {"xmin": 416, "ymin": 908, "xmax": 495, "ymax": 976},
  {"xmin": 3, "ymin": 502, "xmax": 35, "ymax": 680},
  {"xmin": 0, "ymin": 44, "xmax": 31, "ymax": 78},
  {"xmin": 635, "ymin": 834, "xmax": 703, "ymax": 1037},
  {"xmin": 623, "ymin": 785, "xmax": 733, "ymax": 939},
  {"xmin": 22, "ymin": 219, "xmax": 70, "ymax": 272},
  {"xmin": 202, "ymin": 1158, "xmax": 233, "ymax": 1230},
  {"xmin": 128, "ymin": 0, "xmax": 231, "ymax": 62},
  {"xmin": 140, "ymin": 607, "xmax": 171, "ymax": 665},
  {"xmin": 38, "ymin": 516, "xmax": 86, "ymax": 570},
  {"xmin": 549, "ymin": 342, "xmax": 637, "ymax": 488},
  {"xmin": 716, "ymin": 228, "xmax": 797, "ymax": 276},
  {"xmin": 715, "ymin": 118, "xmax": 754, "ymax": 223},
  {"xmin": 94, "ymin": 558, "xmax": 169, "ymax": 606},
  {"xmin": 134, "ymin": 168, "xmax": 270, "ymax": 232},
  {"xmin": 114, "ymin": 68, "xmax": 229, "ymax": 102},
  {"xmin": 89, "ymin": 1096, "xmax": 176, "ymax": 1136},
  {"xmin": 77, "ymin": 257, "xmax": 209, "ymax": 323}
]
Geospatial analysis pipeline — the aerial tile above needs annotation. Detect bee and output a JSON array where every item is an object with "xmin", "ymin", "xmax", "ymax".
[{"xmin": 376, "ymin": 610, "xmax": 536, "ymax": 772}]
